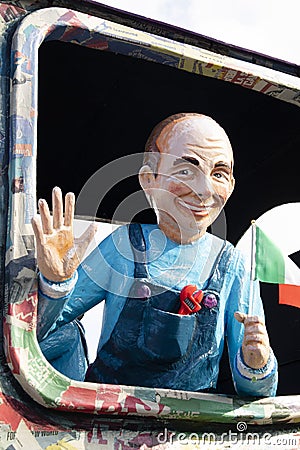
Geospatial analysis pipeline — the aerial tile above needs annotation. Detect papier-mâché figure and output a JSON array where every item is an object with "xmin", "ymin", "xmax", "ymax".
[{"xmin": 33, "ymin": 113, "xmax": 277, "ymax": 396}]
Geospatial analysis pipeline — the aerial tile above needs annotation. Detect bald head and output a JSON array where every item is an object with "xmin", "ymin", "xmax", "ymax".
[
  {"xmin": 143, "ymin": 113, "xmax": 233, "ymax": 175},
  {"xmin": 139, "ymin": 113, "xmax": 235, "ymax": 243}
]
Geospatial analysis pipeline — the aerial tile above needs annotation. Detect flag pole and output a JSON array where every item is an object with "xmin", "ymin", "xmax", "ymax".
[{"xmin": 248, "ymin": 220, "xmax": 256, "ymax": 316}]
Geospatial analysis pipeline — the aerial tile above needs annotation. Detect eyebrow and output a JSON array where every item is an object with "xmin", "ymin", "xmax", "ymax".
[
  {"xmin": 215, "ymin": 162, "xmax": 232, "ymax": 170},
  {"xmin": 173, "ymin": 158, "xmax": 232, "ymax": 170},
  {"xmin": 173, "ymin": 156, "xmax": 199, "ymax": 167}
]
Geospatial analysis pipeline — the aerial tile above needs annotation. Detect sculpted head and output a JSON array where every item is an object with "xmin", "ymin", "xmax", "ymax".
[{"xmin": 139, "ymin": 113, "xmax": 235, "ymax": 244}]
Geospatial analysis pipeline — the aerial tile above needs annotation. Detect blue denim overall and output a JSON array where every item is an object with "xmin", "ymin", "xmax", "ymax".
[{"xmin": 87, "ymin": 224, "xmax": 234, "ymax": 391}]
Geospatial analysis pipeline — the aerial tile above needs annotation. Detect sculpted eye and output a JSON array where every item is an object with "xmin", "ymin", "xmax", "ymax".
[
  {"xmin": 213, "ymin": 170, "xmax": 230, "ymax": 181},
  {"xmin": 176, "ymin": 168, "xmax": 193, "ymax": 176},
  {"xmin": 213, "ymin": 172, "xmax": 223, "ymax": 179}
]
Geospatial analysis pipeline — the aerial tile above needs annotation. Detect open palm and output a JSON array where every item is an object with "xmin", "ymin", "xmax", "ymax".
[{"xmin": 32, "ymin": 187, "xmax": 96, "ymax": 282}]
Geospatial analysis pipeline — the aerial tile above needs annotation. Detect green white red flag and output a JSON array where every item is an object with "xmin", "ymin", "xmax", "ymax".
[
  {"xmin": 254, "ymin": 224, "xmax": 300, "ymax": 308},
  {"xmin": 236, "ymin": 203, "xmax": 300, "ymax": 309}
]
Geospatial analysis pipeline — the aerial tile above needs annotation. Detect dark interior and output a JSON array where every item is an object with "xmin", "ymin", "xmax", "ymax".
[{"xmin": 38, "ymin": 40, "xmax": 300, "ymax": 396}]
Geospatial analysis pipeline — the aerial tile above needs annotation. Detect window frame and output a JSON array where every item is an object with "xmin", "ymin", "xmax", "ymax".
[{"xmin": 5, "ymin": 5, "xmax": 300, "ymax": 421}]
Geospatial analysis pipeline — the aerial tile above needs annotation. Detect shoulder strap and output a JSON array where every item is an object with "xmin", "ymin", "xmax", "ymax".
[
  {"xmin": 204, "ymin": 241, "xmax": 235, "ymax": 292},
  {"xmin": 128, "ymin": 223, "xmax": 149, "ymax": 279}
]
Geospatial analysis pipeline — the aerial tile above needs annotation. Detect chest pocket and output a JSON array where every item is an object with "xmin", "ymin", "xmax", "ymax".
[
  {"xmin": 129, "ymin": 281, "xmax": 197, "ymax": 363},
  {"xmin": 139, "ymin": 287, "xmax": 220, "ymax": 365}
]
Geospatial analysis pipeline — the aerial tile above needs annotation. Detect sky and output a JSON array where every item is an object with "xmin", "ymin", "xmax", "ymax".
[{"xmin": 96, "ymin": 0, "xmax": 300, "ymax": 66}]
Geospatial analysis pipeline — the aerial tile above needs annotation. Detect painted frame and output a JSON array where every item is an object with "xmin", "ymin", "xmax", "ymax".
[{"xmin": 5, "ymin": 6, "xmax": 300, "ymax": 422}]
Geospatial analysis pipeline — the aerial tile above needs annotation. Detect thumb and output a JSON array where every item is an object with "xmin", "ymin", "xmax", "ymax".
[
  {"xmin": 75, "ymin": 222, "xmax": 98, "ymax": 260},
  {"xmin": 234, "ymin": 311, "xmax": 247, "ymax": 323}
]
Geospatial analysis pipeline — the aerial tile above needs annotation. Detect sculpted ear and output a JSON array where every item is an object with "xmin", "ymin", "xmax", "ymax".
[
  {"xmin": 230, "ymin": 176, "xmax": 235, "ymax": 195},
  {"xmin": 138, "ymin": 165, "xmax": 156, "ymax": 192}
]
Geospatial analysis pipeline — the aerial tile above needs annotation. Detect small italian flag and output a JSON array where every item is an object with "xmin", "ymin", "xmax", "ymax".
[{"xmin": 254, "ymin": 224, "xmax": 300, "ymax": 308}]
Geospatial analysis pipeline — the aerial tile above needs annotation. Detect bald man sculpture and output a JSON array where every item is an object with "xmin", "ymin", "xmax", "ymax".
[{"xmin": 34, "ymin": 113, "xmax": 277, "ymax": 396}]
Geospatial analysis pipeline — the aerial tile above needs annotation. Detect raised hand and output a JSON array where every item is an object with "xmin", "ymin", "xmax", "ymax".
[
  {"xmin": 234, "ymin": 311, "xmax": 270, "ymax": 369},
  {"xmin": 32, "ymin": 187, "xmax": 97, "ymax": 282}
]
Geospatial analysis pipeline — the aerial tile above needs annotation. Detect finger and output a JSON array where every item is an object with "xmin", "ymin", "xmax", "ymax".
[
  {"xmin": 31, "ymin": 216, "xmax": 45, "ymax": 244},
  {"xmin": 38, "ymin": 199, "xmax": 53, "ymax": 234},
  {"xmin": 75, "ymin": 222, "xmax": 98, "ymax": 260},
  {"xmin": 243, "ymin": 316, "xmax": 265, "ymax": 327},
  {"xmin": 244, "ymin": 321, "xmax": 266, "ymax": 332},
  {"xmin": 234, "ymin": 311, "xmax": 247, "ymax": 323},
  {"xmin": 64, "ymin": 192, "xmax": 75, "ymax": 227},
  {"xmin": 52, "ymin": 187, "xmax": 63, "ymax": 229},
  {"xmin": 243, "ymin": 333, "xmax": 267, "ymax": 346}
]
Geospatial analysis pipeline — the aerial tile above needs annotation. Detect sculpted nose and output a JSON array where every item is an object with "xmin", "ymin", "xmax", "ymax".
[{"xmin": 193, "ymin": 173, "xmax": 212, "ymax": 198}]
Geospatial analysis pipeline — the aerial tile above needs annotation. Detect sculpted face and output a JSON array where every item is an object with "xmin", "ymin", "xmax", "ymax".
[{"xmin": 139, "ymin": 115, "xmax": 235, "ymax": 243}]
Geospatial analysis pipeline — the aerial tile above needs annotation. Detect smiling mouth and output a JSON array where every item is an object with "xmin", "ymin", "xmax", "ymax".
[{"xmin": 177, "ymin": 199, "xmax": 212, "ymax": 216}]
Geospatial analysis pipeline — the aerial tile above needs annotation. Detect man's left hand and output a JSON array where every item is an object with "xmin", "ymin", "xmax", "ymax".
[{"xmin": 234, "ymin": 311, "xmax": 270, "ymax": 369}]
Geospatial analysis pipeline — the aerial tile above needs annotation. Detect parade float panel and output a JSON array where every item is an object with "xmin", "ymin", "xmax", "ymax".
[{"xmin": 5, "ymin": 5, "xmax": 300, "ymax": 425}]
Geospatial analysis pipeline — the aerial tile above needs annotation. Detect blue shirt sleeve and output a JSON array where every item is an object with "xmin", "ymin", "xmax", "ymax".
[{"xmin": 225, "ymin": 250, "xmax": 278, "ymax": 397}]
